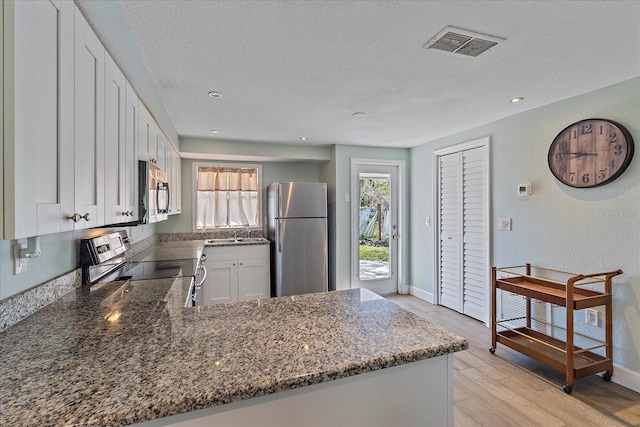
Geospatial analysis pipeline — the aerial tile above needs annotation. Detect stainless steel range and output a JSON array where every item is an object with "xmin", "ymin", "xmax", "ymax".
[{"xmin": 80, "ymin": 231, "xmax": 206, "ymax": 306}]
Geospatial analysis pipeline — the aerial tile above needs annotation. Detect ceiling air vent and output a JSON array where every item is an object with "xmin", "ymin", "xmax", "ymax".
[{"xmin": 423, "ymin": 26, "xmax": 505, "ymax": 57}]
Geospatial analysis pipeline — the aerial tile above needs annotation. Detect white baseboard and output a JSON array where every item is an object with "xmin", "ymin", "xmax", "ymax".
[
  {"xmin": 611, "ymin": 363, "xmax": 640, "ymax": 393},
  {"xmin": 409, "ymin": 286, "xmax": 434, "ymax": 304}
]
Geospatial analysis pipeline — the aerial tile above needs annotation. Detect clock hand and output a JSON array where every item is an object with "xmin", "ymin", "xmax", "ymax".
[{"xmin": 564, "ymin": 152, "xmax": 598, "ymax": 158}]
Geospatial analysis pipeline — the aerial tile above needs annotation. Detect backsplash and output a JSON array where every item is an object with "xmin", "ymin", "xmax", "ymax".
[
  {"xmin": 0, "ymin": 269, "xmax": 81, "ymax": 330},
  {"xmin": 157, "ymin": 231, "xmax": 264, "ymax": 242}
]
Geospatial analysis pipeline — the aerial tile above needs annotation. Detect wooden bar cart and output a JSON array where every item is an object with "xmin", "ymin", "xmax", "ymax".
[{"xmin": 490, "ymin": 264, "xmax": 622, "ymax": 393}]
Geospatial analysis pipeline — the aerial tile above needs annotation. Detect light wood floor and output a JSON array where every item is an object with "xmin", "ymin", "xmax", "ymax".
[{"xmin": 386, "ymin": 295, "xmax": 640, "ymax": 427}]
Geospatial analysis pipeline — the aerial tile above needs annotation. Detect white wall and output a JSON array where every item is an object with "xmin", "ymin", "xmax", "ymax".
[{"xmin": 409, "ymin": 77, "xmax": 640, "ymax": 380}]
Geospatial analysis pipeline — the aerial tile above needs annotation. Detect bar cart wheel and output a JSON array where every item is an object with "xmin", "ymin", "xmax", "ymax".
[
  {"xmin": 602, "ymin": 372, "xmax": 612, "ymax": 382},
  {"xmin": 489, "ymin": 347, "xmax": 496, "ymax": 354},
  {"xmin": 563, "ymin": 384, "xmax": 573, "ymax": 394}
]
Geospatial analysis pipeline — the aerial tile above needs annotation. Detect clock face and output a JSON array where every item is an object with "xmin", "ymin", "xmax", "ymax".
[{"xmin": 548, "ymin": 119, "xmax": 634, "ymax": 188}]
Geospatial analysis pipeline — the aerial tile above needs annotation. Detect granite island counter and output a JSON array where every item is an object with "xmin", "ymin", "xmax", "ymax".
[{"xmin": 0, "ymin": 275, "xmax": 467, "ymax": 426}]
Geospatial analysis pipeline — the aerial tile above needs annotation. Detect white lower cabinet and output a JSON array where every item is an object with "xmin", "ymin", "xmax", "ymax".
[{"xmin": 202, "ymin": 245, "xmax": 270, "ymax": 305}]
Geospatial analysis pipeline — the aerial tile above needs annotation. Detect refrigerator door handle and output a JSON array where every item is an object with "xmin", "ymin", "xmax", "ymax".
[{"xmin": 278, "ymin": 221, "xmax": 283, "ymax": 253}]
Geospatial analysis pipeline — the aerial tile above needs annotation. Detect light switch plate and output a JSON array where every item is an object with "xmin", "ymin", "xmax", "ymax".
[
  {"xmin": 499, "ymin": 218, "xmax": 512, "ymax": 231},
  {"xmin": 344, "ymin": 193, "xmax": 350, "ymax": 202}
]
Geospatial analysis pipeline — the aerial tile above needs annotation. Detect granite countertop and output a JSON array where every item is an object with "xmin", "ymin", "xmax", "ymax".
[
  {"xmin": 127, "ymin": 240, "xmax": 205, "ymax": 262},
  {"xmin": 0, "ymin": 280, "xmax": 467, "ymax": 427}
]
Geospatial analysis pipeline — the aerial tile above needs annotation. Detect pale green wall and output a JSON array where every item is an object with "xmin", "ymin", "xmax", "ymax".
[
  {"xmin": 409, "ymin": 77, "xmax": 640, "ymax": 374},
  {"xmin": 0, "ymin": 224, "xmax": 155, "ymax": 300},
  {"xmin": 157, "ymin": 158, "xmax": 324, "ymax": 234},
  {"xmin": 332, "ymin": 145, "xmax": 410, "ymax": 291}
]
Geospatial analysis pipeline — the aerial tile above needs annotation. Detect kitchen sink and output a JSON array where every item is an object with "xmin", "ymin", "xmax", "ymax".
[{"xmin": 205, "ymin": 237, "xmax": 270, "ymax": 246}]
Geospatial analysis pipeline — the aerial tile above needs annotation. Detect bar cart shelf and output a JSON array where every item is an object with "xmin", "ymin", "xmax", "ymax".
[{"xmin": 490, "ymin": 264, "xmax": 622, "ymax": 394}]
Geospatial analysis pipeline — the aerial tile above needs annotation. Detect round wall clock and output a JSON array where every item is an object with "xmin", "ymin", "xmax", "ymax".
[{"xmin": 548, "ymin": 118, "xmax": 634, "ymax": 188}]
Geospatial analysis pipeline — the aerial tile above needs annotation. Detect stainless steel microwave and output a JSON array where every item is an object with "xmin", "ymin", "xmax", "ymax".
[{"xmin": 138, "ymin": 160, "xmax": 169, "ymax": 224}]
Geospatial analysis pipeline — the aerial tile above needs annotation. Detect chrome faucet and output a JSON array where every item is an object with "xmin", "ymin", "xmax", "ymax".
[{"xmin": 233, "ymin": 227, "xmax": 251, "ymax": 240}]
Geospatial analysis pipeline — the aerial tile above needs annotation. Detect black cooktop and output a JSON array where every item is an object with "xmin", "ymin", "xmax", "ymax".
[{"xmin": 97, "ymin": 259, "xmax": 199, "ymax": 283}]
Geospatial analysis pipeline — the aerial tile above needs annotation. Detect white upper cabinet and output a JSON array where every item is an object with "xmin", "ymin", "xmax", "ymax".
[
  {"xmin": 2, "ymin": 1, "xmax": 173, "ymax": 238},
  {"xmin": 124, "ymin": 82, "xmax": 140, "ymax": 222},
  {"xmin": 156, "ymin": 132, "xmax": 168, "ymax": 172},
  {"xmin": 2, "ymin": 0, "xmax": 75, "ymax": 239},
  {"xmin": 168, "ymin": 147, "xmax": 182, "ymax": 215},
  {"xmin": 138, "ymin": 102, "xmax": 157, "ymax": 163},
  {"xmin": 104, "ymin": 53, "xmax": 127, "ymax": 225},
  {"xmin": 74, "ymin": 6, "xmax": 105, "ymax": 230}
]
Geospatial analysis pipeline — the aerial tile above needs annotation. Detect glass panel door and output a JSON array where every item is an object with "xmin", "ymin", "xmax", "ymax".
[{"xmin": 351, "ymin": 162, "xmax": 399, "ymax": 295}]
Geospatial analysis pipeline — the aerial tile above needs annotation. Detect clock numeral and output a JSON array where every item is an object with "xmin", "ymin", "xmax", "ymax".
[
  {"xmin": 614, "ymin": 144, "xmax": 622, "ymax": 155},
  {"xmin": 572, "ymin": 129, "xmax": 578, "ymax": 139},
  {"xmin": 582, "ymin": 174, "xmax": 590, "ymax": 184},
  {"xmin": 569, "ymin": 172, "xmax": 576, "ymax": 182},
  {"xmin": 555, "ymin": 153, "xmax": 562, "ymax": 162},
  {"xmin": 599, "ymin": 125, "xmax": 604, "ymax": 135},
  {"xmin": 598, "ymin": 170, "xmax": 606, "ymax": 180},
  {"xmin": 608, "ymin": 132, "xmax": 617, "ymax": 143},
  {"xmin": 560, "ymin": 140, "xmax": 569, "ymax": 151},
  {"xmin": 610, "ymin": 159, "xmax": 616, "ymax": 169},
  {"xmin": 581, "ymin": 124, "xmax": 592, "ymax": 135}
]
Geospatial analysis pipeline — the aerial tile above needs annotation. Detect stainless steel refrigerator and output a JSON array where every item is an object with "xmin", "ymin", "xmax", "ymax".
[{"xmin": 267, "ymin": 182, "xmax": 328, "ymax": 297}]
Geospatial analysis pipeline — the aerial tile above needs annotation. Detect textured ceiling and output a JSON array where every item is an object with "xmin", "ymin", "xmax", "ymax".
[{"xmin": 116, "ymin": 0, "xmax": 640, "ymax": 148}]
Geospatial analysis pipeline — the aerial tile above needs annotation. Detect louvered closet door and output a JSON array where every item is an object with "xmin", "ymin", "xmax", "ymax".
[
  {"xmin": 438, "ymin": 146, "xmax": 486, "ymax": 322},
  {"xmin": 461, "ymin": 147, "xmax": 486, "ymax": 320},
  {"xmin": 439, "ymin": 153, "xmax": 462, "ymax": 311}
]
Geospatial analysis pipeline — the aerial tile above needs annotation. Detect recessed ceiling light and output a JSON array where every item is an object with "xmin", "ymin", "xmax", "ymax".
[
  {"xmin": 510, "ymin": 97, "xmax": 524, "ymax": 103},
  {"xmin": 299, "ymin": 137, "xmax": 308, "ymax": 141},
  {"xmin": 210, "ymin": 130, "xmax": 219, "ymax": 134},
  {"xmin": 208, "ymin": 91, "xmax": 223, "ymax": 98}
]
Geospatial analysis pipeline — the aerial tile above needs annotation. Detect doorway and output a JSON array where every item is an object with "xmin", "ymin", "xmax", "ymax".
[
  {"xmin": 433, "ymin": 138, "xmax": 490, "ymax": 324},
  {"xmin": 351, "ymin": 159, "xmax": 403, "ymax": 295}
]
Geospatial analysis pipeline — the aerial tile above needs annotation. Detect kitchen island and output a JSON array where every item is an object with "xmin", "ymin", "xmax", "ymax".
[{"xmin": 0, "ymin": 275, "xmax": 467, "ymax": 426}]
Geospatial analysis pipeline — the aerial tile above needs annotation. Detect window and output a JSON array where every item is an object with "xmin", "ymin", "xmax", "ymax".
[{"xmin": 194, "ymin": 163, "xmax": 261, "ymax": 230}]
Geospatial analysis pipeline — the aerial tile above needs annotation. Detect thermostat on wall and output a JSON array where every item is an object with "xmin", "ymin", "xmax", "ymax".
[{"xmin": 518, "ymin": 183, "xmax": 531, "ymax": 196}]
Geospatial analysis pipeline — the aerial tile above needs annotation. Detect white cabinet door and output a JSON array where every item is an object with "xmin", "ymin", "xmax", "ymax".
[
  {"xmin": 168, "ymin": 147, "xmax": 181, "ymax": 215},
  {"xmin": 202, "ymin": 245, "xmax": 271, "ymax": 305},
  {"xmin": 138, "ymin": 103, "xmax": 157, "ymax": 163},
  {"xmin": 124, "ymin": 82, "xmax": 139, "ymax": 222},
  {"xmin": 203, "ymin": 260, "xmax": 238, "ymax": 305},
  {"xmin": 156, "ymin": 132, "xmax": 168, "ymax": 172},
  {"xmin": 74, "ymin": 7, "xmax": 105, "ymax": 229},
  {"xmin": 238, "ymin": 257, "xmax": 270, "ymax": 301},
  {"xmin": 3, "ymin": 0, "xmax": 75, "ymax": 238},
  {"xmin": 104, "ymin": 53, "xmax": 127, "ymax": 225}
]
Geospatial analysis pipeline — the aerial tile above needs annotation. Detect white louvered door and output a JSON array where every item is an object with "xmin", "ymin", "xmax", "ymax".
[
  {"xmin": 438, "ymin": 144, "xmax": 488, "ymax": 322},
  {"xmin": 439, "ymin": 153, "xmax": 461, "ymax": 311}
]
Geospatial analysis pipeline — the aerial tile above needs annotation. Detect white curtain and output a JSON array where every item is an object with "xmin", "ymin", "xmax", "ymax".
[{"xmin": 196, "ymin": 168, "xmax": 258, "ymax": 228}]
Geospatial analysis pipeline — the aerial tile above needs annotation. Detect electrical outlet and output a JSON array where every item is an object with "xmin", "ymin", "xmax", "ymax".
[
  {"xmin": 585, "ymin": 308, "xmax": 599, "ymax": 327},
  {"xmin": 13, "ymin": 243, "xmax": 28, "ymax": 275}
]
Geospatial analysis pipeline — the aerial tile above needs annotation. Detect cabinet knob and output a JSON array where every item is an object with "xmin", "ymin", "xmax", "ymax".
[
  {"xmin": 232, "ymin": 263, "xmax": 236, "ymax": 266},
  {"xmin": 80, "ymin": 213, "xmax": 90, "ymax": 222},
  {"xmin": 240, "ymin": 262, "xmax": 243, "ymax": 266},
  {"xmin": 66, "ymin": 213, "xmax": 81, "ymax": 223}
]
